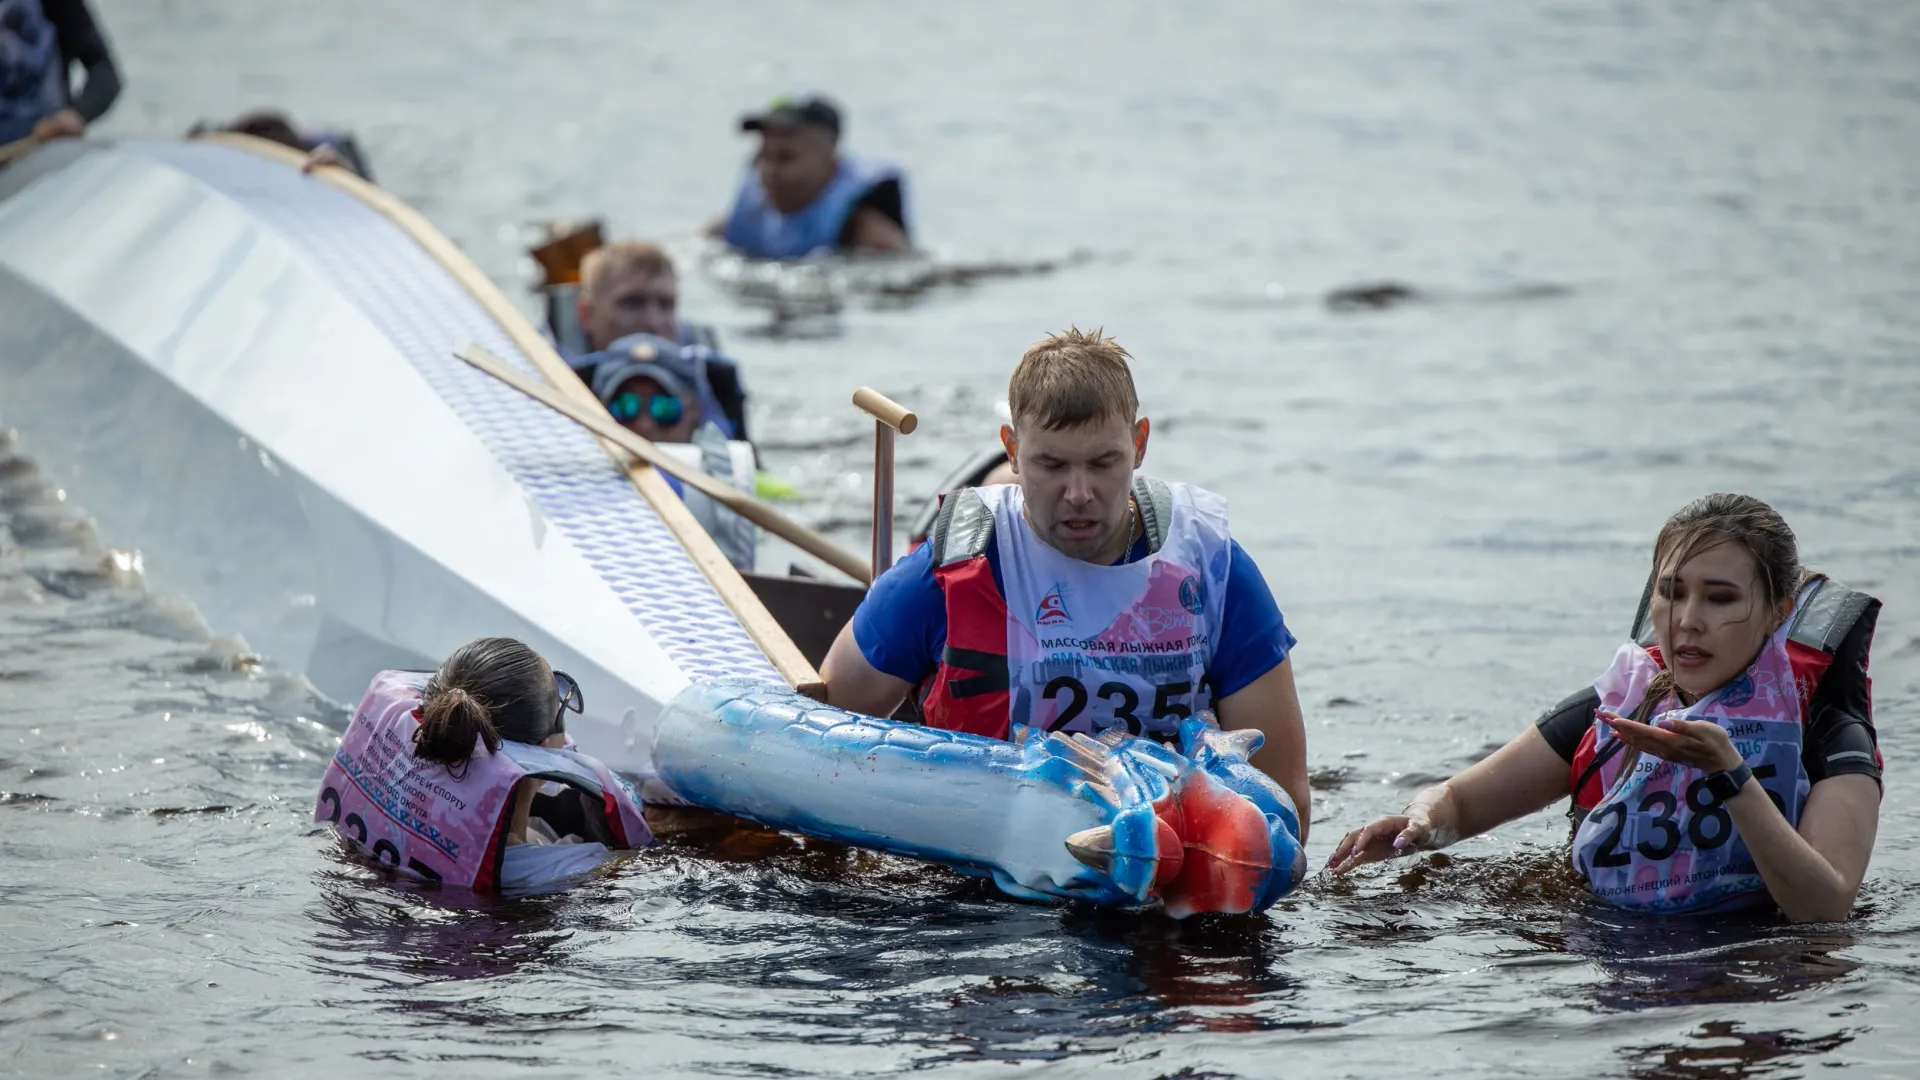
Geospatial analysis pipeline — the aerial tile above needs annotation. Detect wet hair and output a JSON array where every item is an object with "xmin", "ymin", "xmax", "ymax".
[
  {"xmin": 1652, "ymin": 493, "xmax": 1806, "ymax": 614},
  {"xmin": 1008, "ymin": 326, "xmax": 1139, "ymax": 433},
  {"xmin": 411, "ymin": 637, "xmax": 558, "ymax": 776},
  {"xmin": 1638, "ymin": 493, "xmax": 1811, "ymax": 712},
  {"xmin": 224, "ymin": 111, "xmax": 305, "ymax": 150},
  {"xmin": 581, "ymin": 241, "xmax": 676, "ymax": 298}
]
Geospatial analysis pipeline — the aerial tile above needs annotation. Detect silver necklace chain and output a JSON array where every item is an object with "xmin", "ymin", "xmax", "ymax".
[{"xmin": 1021, "ymin": 494, "xmax": 1141, "ymax": 563}]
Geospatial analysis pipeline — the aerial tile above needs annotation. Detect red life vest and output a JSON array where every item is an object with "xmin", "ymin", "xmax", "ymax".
[
  {"xmin": 1569, "ymin": 576, "xmax": 1878, "ymax": 811},
  {"xmin": 916, "ymin": 484, "xmax": 1016, "ymax": 738}
]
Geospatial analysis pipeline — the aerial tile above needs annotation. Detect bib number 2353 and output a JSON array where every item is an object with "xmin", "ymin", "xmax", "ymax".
[{"xmin": 1042, "ymin": 677, "xmax": 1194, "ymax": 736}]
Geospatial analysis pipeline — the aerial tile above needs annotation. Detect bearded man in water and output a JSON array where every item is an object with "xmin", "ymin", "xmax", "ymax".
[{"xmin": 821, "ymin": 328, "xmax": 1310, "ymax": 835}]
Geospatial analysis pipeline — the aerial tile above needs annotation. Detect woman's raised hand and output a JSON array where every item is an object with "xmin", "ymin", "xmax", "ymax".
[{"xmin": 1597, "ymin": 710, "xmax": 1744, "ymax": 773}]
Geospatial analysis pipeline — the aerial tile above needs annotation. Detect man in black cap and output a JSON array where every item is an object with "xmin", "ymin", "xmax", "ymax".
[{"xmin": 712, "ymin": 94, "xmax": 910, "ymax": 259}]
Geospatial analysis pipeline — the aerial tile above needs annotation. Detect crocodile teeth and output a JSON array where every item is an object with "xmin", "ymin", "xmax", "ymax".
[{"xmin": 1064, "ymin": 825, "xmax": 1115, "ymax": 873}]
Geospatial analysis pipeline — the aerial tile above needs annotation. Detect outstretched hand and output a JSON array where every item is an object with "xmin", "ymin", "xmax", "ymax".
[
  {"xmin": 1327, "ymin": 783, "xmax": 1455, "ymax": 876},
  {"xmin": 1597, "ymin": 710, "xmax": 1743, "ymax": 773},
  {"xmin": 1325, "ymin": 812, "xmax": 1431, "ymax": 876},
  {"xmin": 300, "ymin": 143, "xmax": 351, "ymax": 175}
]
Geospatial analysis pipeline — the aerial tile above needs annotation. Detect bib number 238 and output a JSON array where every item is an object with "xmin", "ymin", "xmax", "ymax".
[{"xmin": 1589, "ymin": 764, "xmax": 1787, "ymax": 867}]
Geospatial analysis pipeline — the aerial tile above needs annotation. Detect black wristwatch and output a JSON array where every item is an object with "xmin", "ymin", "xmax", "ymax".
[{"xmin": 1704, "ymin": 762, "xmax": 1754, "ymax": 801}]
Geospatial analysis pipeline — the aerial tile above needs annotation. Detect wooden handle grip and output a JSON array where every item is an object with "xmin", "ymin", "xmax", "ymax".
[{"xmin": 851, "ymin": 387, "xmax": 917, "ymax": 434}]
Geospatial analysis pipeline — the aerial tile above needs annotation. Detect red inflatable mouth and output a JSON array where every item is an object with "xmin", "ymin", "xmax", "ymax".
[{"xmin": 1153, "ymin": 772, "xmax": 1275, "ymax": 918}]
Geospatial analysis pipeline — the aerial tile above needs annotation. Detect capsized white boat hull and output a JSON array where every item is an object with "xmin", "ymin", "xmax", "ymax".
[{"xmin": 0, "ymin": 139, "xmax": 789, "ymax": 784}]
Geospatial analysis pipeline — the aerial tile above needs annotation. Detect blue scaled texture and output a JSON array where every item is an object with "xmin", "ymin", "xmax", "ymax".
[{"xmin": 649, "ymin": 679, "xmax": 1306, "ymax": 917}]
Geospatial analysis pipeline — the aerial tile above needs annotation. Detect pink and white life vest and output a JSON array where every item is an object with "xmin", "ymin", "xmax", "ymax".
[
  {"xmin": 314, "ymin": 670, "xmax": 651, "ymax": 891},
  {"xmin": 1570, "ymin": 585, "xmax": 1814, "ymax": 913},
  {"xmin": 952, "ymin": 478, "xmax": 1233, "ymax": 742}
]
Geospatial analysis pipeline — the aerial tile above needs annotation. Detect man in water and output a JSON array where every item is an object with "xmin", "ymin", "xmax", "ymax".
[
  {"xmin": 576, "ymin": 241, "xmax": 697, "ymax": 354},
  {"xmin": 712, "ymin": 94, "xmax": 911, "ymax": 258},
  {"xmin": 1, "ymin": 0, "xmax": 119, "ymax": 146},
  {"xmin": 590, "ymin": 338, "xmax": 756, "ymax": 570},
  {"xmin": 820, "ymin": 329, "xmax": 1309, "ymax": 832},
  {"xmin": 572, "ymin": 241, "xmax": 748, "ymax": 442}
]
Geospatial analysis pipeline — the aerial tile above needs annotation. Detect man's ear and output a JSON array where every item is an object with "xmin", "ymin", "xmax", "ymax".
[
  {"xmin": 1133, "ymin": 418, "xmax": 1150, "ymax": 467},
  {"xmin": 575, "ymin": 291, "xmax": 593, "ymax": 334},
  {"xmin": 999, "ymin": 424, "xmax": 1018, "ymax": 474}
]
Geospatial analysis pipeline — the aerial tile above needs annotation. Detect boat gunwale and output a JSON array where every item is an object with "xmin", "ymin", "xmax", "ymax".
[{"xmin": 194, "ymin": 131, "xmax": 823, "ymax": 693}]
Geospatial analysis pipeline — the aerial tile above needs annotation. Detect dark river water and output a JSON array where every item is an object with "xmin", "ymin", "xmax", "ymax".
[{"xmin": 6, "ymin": 1, "xmax": 1920, "ymax": 1075}]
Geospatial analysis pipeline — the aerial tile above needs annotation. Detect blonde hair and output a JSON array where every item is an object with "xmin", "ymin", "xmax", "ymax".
[
  {"xmin": 580, "ymin": 240, "xmax": 675, "ymax": 298},
  {"xmin": 1007, "ymin": 326, "xmax": 1139, "ymax": 432}
]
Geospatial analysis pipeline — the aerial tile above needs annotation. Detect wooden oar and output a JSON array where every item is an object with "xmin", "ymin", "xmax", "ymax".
[
  {"xmin": 0, "ymin": 135, "xmax": 39, "ymax": 167},
  {"xmin": 454, "ymin": 342, "xmax": 873, "ymax": 584}
]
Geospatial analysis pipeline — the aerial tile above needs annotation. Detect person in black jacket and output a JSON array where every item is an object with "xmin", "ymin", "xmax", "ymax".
[
  {"xmin": 1, "ymin": 0, "xmax": 119, "ymax": 145},
  {"xmin": 190, "ymin": 110, "xmax": 375, "ymax": 181}
]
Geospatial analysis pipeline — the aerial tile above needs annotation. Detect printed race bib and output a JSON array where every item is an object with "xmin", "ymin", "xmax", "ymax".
[
  {"xmin": 988, "ymin": 483, "xmax": 1231, "ymax": 742},
  {"xmin": 1571, "ymin": 607, "xmax": 1812, "ymax": 913}
]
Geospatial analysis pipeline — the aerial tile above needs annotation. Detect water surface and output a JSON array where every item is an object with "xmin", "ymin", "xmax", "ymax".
[{"xmin": 5, "ymin": 1, "xmax": 1919, "ymax": 1075}]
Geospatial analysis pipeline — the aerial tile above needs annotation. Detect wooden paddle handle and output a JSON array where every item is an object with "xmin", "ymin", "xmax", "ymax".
[
  {"xmin": 455, "ymin": 343, "xmax": 874, "ymax": 584},
  {"xmin": 852, "ymin": 387, "xmax": 917, "ymax": 434}
]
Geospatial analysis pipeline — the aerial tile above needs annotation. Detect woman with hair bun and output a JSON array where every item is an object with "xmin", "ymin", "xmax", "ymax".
[
  {"xmin": 1329, "ymin": 494, "xmax": 1883, "ymax": 922},
  {"xmin": 315, "ymin": 637, "xmax": 652, "ymax": 891}
]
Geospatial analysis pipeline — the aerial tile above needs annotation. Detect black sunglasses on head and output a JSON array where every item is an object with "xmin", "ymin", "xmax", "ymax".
[{"xmin": 551, "ymin": 670, "xmax": 583, "ymax": 736}]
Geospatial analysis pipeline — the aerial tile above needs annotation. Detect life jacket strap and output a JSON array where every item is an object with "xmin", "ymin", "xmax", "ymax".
[
  {"xmin": 1630, "ymin": 575, "xmax": 1658, "ymax": 647},
  {"xmin": 939, "ymin": 643, "xmax": 1010, "ymax": 698},
  {"xmin": 1786, "ymin": 578, "xmax": 1875, "ymax": 654},
  {"xmin": 1131, "ymin": 476, "xmax": 1174, "ymax": 554},
  {"xmin": 1567, "ymin": 737, "xmax": 1626, "ymax": 819},
  {"xmin": 930, "ymin": 486, "xmax": 995, "ymax": 567}
]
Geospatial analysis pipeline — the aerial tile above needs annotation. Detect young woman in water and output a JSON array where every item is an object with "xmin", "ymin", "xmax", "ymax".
[
  {"xmin": 316, "ymin": 637, "xmax": 652, "ymax": 891},
  {"xmin": 1328, "ymin": 494, "xmax": 1882, "ymax": 922}
]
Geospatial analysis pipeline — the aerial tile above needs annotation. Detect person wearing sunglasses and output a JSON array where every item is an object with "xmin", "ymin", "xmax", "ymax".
[
  {"xmin": 591, "ymin": 336, "xmax": 759, "ymax": 570},
  {"xmin": 315, "ymin": 637, "xmax": 653, "ymax": 892},
  {"xmin": 594, "ymin": 339, "xmax": 704, "ymax": 444}
]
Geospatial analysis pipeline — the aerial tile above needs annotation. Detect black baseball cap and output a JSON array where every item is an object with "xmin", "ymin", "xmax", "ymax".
[{"xmin": 739, "ymin": 94, "xmax": 842, "ymax": 140}]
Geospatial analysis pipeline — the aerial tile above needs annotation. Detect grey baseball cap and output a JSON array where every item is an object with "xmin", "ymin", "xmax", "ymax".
[{"xmin": 590, "ymin": 334, "xmax": 699, "ymax": 403}]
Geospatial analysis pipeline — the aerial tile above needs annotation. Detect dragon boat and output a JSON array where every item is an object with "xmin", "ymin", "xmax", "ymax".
[{"xmin": 0, "ymin": 137, "xmax": 1303, "ymax": 915}]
